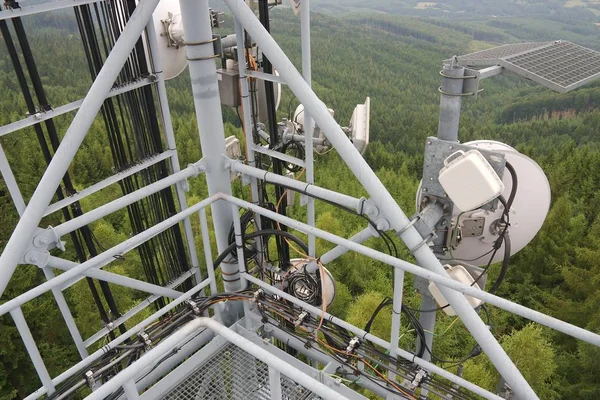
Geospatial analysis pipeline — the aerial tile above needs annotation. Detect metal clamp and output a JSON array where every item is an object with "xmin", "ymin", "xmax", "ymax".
[
  {"xmin": 438, "ymin": 86, "xmax": 479, "ymax": 97},
  {"xmin": 184, "ymin": 37, "xmax": 218, "ymax": 46},
  {"xmin": 409, "ymin": 368, "xmax": 428, "ymax": 390},
  {"xmin": 187, "ymin": 54, "xmax": 220, "ymax": 61},
  {"xmin": 397, "ymin": 213, "xmax": 421, "ymax": 235},
  {"xmin": 408, "ymin": 232, "xmax": 435, "ymax": 254},
  {"xmin": 252, "ymin": 289, "xmax": 264, "ymax": 303},
  {"xmin": 138, "ymin": 331, "xmax": 152, "ymax": 348},
  {"xmin": 186, "ymin": 299, "xmax": 201, "ymax": 315},
  {"xmin": 85, "ymin": 370, "xmax": 96, "ymax": 390},
  {"xmin": 345, "ymin": 336, "xmax": 361, "ymax": 354},
  {"xmin": 439, "ymin": 70, "xmax": 478, "ymax": 80},
  {"xmin": 294, "ymin": 311, "xmax": 308, "ymax": 327}
]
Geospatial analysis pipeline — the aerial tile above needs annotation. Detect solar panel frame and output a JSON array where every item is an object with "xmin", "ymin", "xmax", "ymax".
[{"xmin": 454, "ymin": 41, "xmax": 600, "ymax": 93}]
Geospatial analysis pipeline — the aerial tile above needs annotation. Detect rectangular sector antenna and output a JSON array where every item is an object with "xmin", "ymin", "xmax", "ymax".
[{"xmin": 456, "ymin": 41, "xmax": 600, "ymax": 93}]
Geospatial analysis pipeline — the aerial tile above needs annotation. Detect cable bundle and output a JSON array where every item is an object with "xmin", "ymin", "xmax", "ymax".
[{"xmin": 74, "ymin": 0, "xmax": 192, "ymax": 309}]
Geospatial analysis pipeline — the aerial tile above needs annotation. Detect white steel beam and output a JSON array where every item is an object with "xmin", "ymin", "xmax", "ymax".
[
  {"xmin": 0, "ymin": 78, "xmax": 152, "ymax": 137},
  {"xmin": 0, "ymin": 142, "xmax": 26, "ymax": 214},
  {"xmin": 145, "ymin": 18, "xmax": 204, "ymax": 287},
  {"xmin": 48, "ymin": 256, "xmax": 183, "ymax": 299},
  {"xmin": 301, "ymin": 0, "xmax": 316, "ymax": 259},
  {"xmin": 246, "ymin": 70, "xmax": 287, "ymax": 85},
  {"xmin": 251, "ymin": 144, "xmax": 305, "ymax": 168},
  {"xmin": 0, "ymin": 194, "xmax": 219, "ymax": 318},
  {"xmin": 0, "ymin": 0, "xmax": 161, "ymax": 298},
  {"xmin": 223, "ymin": 3, "xmax": 537, "ymax": 397},
  {"xmin": 51, "ymin": 159, "xmax": 204, "ymax": 237},
  {"xmin": 83, "ymin": 269, "xmax": 197, "ymax": 347},
  {"xmin": 0, "ymin": 0, "xmax": 102, "ymax": 21},
  {"xmin": 44, "ymin": 150, "xmax": 175, "ymax": 216}
]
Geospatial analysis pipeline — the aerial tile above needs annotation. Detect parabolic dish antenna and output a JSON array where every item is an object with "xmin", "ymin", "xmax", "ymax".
[
  {"xmin": 146, "ymin": 0, "xmax": 188, "ymax": 80},
  {"xmin": 416, "ymin": 140, "xmax": 551, "ymax": 267},
  {"xmin": 441, "ymin": 140, "xmax": 550, "ymax": 266}
]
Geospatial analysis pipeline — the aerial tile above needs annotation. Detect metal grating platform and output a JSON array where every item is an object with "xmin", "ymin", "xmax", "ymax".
[
  {"xmin": 164, "ymin": 342, "xmax": 320, "ymax": 400},
  {"xmin": 456, "ymin": 41, "xmax": 600, "ymax": 93}
]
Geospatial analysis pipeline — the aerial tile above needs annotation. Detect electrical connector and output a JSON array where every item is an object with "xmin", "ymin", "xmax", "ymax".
[
  {"xmin": 138, "ymin": 331, "xmax": 152, "ymax": 348},
  {"xmin": 186, "ymin": 299, "xmax": 201, "ymax": 316},
  {"xmin": 409, "ymin": 369, "xmax": 428, "ymax": 390},
  {"xmin": 294, "ymin": 311, "xmax": 308, "ymax": 327},
  {"xmin": 346, "ymin": 336, "xmax": 361, "ymax": 354},
  {"xmin": 85, "ymin": 370, "xmax": 96, "ymax": 389},
  {"xmin": 252, "ymin": 289, "xmax": 264, "ymax": 303}
]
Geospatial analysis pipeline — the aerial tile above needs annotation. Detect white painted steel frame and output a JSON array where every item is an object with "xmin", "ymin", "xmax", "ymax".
[
  {"xmin": 84, "ymin": 318, "xmax": 348, "ymax": 400},
  {"xmin": 10, "ymin": 194, "xmax": 600, "ymax": 400},
  {"xmin": 224, "ymin": 194, "xmax": 600, "ymax": 347},
  {"xmin": 0, "ymin": 78, "xmax": 152, "ymax": 137},
  {"xmin": 44, "ymin": 149, "xmax": 175, "ymax": 216},
  {"xmin": 221, "ymin": 2, "xmax": 536, "ymax": 397},
  {"xmin": 0, "ymin": 0, "xmax": 102, "ymax": 21},
  {"xmin": 144, "ymin": 18, "xmax": 204, "ymax": 287},
  {"xmin": 0, "ymin": 0, "xmax": 162, "ymax": 298}
]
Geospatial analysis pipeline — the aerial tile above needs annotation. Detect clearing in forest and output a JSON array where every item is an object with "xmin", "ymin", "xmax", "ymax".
[{"xmin": 415, "ymin": 2, "xmax": 437, "ymax": 9}]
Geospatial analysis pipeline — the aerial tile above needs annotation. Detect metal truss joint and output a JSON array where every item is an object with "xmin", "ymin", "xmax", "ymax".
[{"xmin": 189, "ymin": 158, "xmax": 206, "ymax": 175}]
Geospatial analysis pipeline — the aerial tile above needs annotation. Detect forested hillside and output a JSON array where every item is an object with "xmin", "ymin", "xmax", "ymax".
[{"xmin": 1, "ymin": 6, "xmax": 600, "ymax": 400}]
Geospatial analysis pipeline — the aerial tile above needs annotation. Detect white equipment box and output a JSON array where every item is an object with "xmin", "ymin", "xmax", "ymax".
[
  {"xmin": 438, "ymin": 150, "xmax": 504, "ymax": 211},
  {"xmin": 428, "ymin": 265, "xmax": 484, "ymax": 316}
]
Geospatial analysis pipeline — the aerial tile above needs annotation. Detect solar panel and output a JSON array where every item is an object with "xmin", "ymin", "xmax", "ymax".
[{"xmin": 455, "ymin": 41, "xmax": 600, "ymax": 93}]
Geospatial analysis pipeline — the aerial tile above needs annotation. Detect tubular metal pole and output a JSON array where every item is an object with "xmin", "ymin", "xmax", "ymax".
[
  {"xmin": 234, "ymin": 21, "xmax": 260, "ymax": 206},
  {"xmin": 199, "ymin": 208, "xmax": 223, "ymax": 322},
  {"xmin": 219, "ymin": 4, "xmax": 537, "ymax": 397},
  {"xmin": 42, "ymin": 268, "xmax": 88, "ymax": 359},
  {"xmin": 0, "ymin": 143, "xmax": 26, "ymax": 215},
  {"xmin": 145, "ymin": 19, "xmax": 203, "ymax": 286},
  {"xmin": 301, "ymin": 0, "xmax": 316, "ymax": 258},
  {"xmin": 437, "ymin": 60, "xmax": 465, "ymax": 142},
  {"xmin": 269, "ymin": 367, "xmax": 283, "ymax": 400},
  {"xmin": 318, "ymin": 227, "xmax": 374, "ymax": 265},
  {"xmin": 0, "ymin": 0, "xmax": 161, "ymax": 298},
  {"xmin": 419, "ymin": 58, "xmax": 464, "ymax": 377},
  {"xmin": 47, "ymin": 257, "xmax": 182, "ymax": 299},
  {"xmin": 234, "ymin": 20, "xmax": 267, "ymax": 275},
  {"xmin": 229, "ymin": 160, "xmax": 362, "ymax": 211},
  {"xmin": 388, "ymin": 268, "xmax": 404, "ymax": 396},
  {"xmin": 11, "ymin": 307, "xmax": 55, "ymax": 394},
  {"xmin": 0, "ymin": 195, "xmax": 219, "ymax": 318},
  {"xmin": 53, "ymin": 161, "xmax": 203, "ymax": 237},
  {"xmin": 178, "ymin": 0, "xmax": 241, "ymax": 309},
  {"xmin": 231, "ymin": 203, "xmax": 252, "ymax": 329},
  {"xmin": 417, "ymin": 294, "xmax": 438, "ymax": 363},
  {"xmin": 122, "ymin": 381, "xmax": 139, "ymax": 400}
]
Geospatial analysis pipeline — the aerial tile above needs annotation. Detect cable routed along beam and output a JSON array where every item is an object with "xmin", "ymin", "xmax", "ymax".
[
  {"xmin": 0, "ymin": 0, "xmax": 161, "ymax": 299},
  {"xmin": 223, "ymin": 2, "xmax": 538, "ymax": 398}
]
